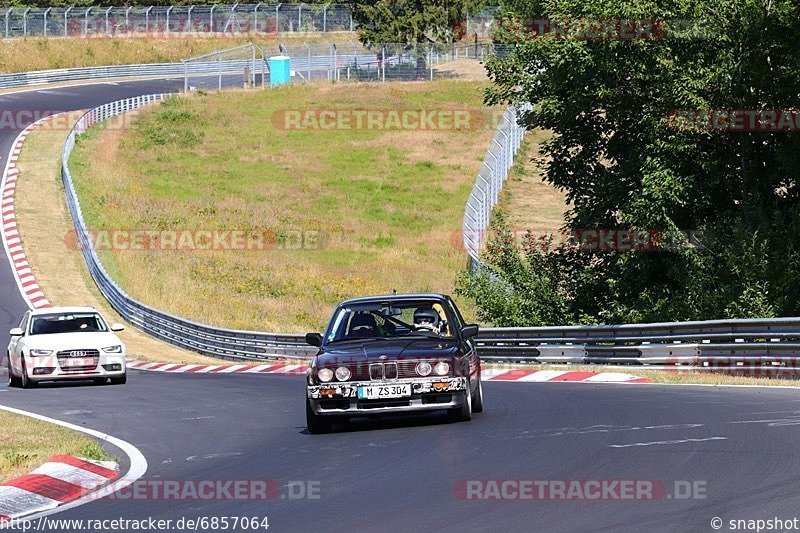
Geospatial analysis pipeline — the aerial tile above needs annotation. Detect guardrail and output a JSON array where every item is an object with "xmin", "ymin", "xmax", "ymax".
[
  {"xmin": 478, "ymin": 319, "xmax": 800, "ymax": 366},
  {"xmin": 61, "ymin": 94, "xmax": 317, "ymax": 361}
]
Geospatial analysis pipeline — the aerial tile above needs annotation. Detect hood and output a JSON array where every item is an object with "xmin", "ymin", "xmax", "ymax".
[
  {"xmin": 317, "ymin": 337, "xmax": 459, "ymax": 366},
  {"xmin": 26, "ymin": 331, "xmax": 123, "ymax": 351}
]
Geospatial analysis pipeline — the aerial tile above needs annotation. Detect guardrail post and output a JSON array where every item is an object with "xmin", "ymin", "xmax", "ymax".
[{"xmin": 217, "ymin": 50, "xmax": 222, "ymax": 90}]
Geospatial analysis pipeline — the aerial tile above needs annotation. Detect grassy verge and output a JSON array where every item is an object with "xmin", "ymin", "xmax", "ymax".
[
  {"xmin": 0, "ymin": 35, "xmax": 355, "ymax": 74},
  {"xmin": 497, "ymin": 129, "xmax": 569, "ymax": 233},
  {"xmin": 14, "ymin": 114, "xmax": 244, "ymax": 365},
  {"xmin": 70, "ymin": 81, "xmax": 497, "ymax": 332},
  {"xmin": 0, "ymin": 410, "xmax": 111, "ymax": 482}
]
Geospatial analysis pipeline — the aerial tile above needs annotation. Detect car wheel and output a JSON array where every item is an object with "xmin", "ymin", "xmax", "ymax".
[
  {"xmin": 20, "ymin": 359, "xmax": 37, "ymax": 389},
  {"xmin": 110, "ymin": 374, "xmax": 127, "ymax": 385},
  {"xmin": 449, "ymin": 378, "xmax": 472, "ymax": 422},
  {"xmin": 7, "ymin": 353, "xmax": 21, "ymax": 388},
  {"xmin": 471, "ymin": 375, "xmax": 484, "ymax": 413},
  {"xmin": 306, "ymin": 399, "xmax": 333, "ymax": 434}
]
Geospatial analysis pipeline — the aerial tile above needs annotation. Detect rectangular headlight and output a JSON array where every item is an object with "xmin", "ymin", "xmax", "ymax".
[{"xmin": 30, "ymin": 349, "xmax": 53, "ymax": 356}]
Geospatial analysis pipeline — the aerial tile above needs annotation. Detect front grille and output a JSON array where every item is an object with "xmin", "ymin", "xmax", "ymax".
[
  {"xmin": 57, "ymin": 349, "xmax": 100, "ymax": 357},
  {"xmin": 57, "ymin": 348, "xmax": 100, "ymax": 371},
  {"xmin": 332, "ymin": 359, "xmax": 452, "ymax": 381}
]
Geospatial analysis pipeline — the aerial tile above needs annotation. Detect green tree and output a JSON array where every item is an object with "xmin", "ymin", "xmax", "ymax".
[
  {"xmin": 347, "ymin": 0, "xmax": 485, "ymax": 75},
  {"xmin": 462, "ymin": 0, "xmax": 800, "ymax": 325}
]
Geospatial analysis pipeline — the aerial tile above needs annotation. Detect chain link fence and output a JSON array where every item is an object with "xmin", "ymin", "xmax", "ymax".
[
  {"xmin": 0, "ymin": 3, "xmax": 354, "ymax": 38},
  {"xmin": 462, "ymin": 104, "xmax": 531, "ymax": 269}
]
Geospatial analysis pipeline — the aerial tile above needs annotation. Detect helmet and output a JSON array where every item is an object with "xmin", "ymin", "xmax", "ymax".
[{"xmin": 413, "ymin": 308, "xmax": 440, "ymax": 328}]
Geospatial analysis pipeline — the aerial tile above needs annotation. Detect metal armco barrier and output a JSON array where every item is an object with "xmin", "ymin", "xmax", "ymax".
[
  {"xmin": 61, "ymin": 94, "xmax": 316, "ymax": 361},
  {"xmin": 477, "ymin": 318, "xmax": 800, "ymax": 366}
]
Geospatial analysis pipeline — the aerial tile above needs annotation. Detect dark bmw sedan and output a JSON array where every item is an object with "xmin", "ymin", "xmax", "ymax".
[{"xmin": 304, "ymin": 293, "xmax": 483, "ymax": 433}]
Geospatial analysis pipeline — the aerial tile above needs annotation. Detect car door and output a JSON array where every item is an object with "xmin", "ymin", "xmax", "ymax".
[{"xmin": 8, "ymin": 312, "xmax": 29, "ymax": 373}]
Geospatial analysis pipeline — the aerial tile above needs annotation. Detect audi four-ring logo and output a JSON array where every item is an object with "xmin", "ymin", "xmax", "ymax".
[{"xmin": 70, "ymin": 350, "xmax": 86, "ymax": 357}]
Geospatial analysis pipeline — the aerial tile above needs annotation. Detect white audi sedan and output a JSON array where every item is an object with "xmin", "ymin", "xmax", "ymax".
[{"xmin": 6, "ymin": 307, "xmax": 127, "ymax": 388}]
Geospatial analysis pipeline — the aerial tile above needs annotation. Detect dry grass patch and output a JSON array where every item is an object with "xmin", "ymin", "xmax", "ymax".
[
  {"xmin": 0, "ymin": 35, "xmax": 356, "ymax": 74},
  {"xmin": 0, "ymin": 410, "xmax": 110, "ymax": 482},
  {"xmin": 14, "ymin": 114, "xmax": 239, "ymax": 365},
  {"xmin": 498, "ymin": 129, "xmax": 570, "ymax": 234},
  {"xmin": 69, "ymin": 81, "xmax": 496, "ymax": 332}
]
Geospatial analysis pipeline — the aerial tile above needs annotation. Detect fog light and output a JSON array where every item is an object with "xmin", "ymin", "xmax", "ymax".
[
  {"xmin": 432, "ymin": 382, "xmax": 450, "ymax": 392},
  {"xmin": 102, "ymin": 364, "xmax": 122, "ymax": 371},
  {"xmin": 32, "ymin": 367, "xmax": 54, "ymax": 375},
  {"xmin": 320, "ymin": 388, "xmax": 337, "ymax": 396}
]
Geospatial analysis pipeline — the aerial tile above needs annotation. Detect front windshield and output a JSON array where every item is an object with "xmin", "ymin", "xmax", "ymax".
[
  {"xmin": 29, "ymin": 312, "xmax": 108, "ymax": 335},
  {"xmin": 326, "ymin": 299, "xmax": 454, "ymax": 342}
]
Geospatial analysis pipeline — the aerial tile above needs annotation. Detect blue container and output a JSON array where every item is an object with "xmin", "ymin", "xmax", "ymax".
[{"xmin": 269, "ymin": 55, "xmax": 291, "ymax": 86}]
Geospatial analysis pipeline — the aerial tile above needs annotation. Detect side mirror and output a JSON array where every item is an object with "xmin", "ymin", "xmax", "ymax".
[
  {"xmin": 460, "ymin": 324, "xmax": 479, "ymax": 339},
  {"xmin": 110, "ymin": 323, "xmax": 125, "ymax": 332},
  {"xmin": 9, "ymin": 328, "xmax": 23, "ymax": 337},
  {"xmin": 305, "ymin": 332, "xmax": 323, "ymax": 347}
]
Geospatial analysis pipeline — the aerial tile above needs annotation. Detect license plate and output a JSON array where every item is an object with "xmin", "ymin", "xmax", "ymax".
[
  {"xmin": 358, "ymin": 384, "xmax": 411, "ymax": 400},
  {"xmin": 63, "ymin": 358, "xmax": 89, "ymax": 368}
]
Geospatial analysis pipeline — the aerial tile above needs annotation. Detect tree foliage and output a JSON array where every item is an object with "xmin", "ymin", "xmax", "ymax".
[
  {"xmin": 346, "ymin": 0, "xmax": 485, "ymax": 47},
  {"xmin": 460, "ymin": 0, "xmax": 800, "ymax": 325}
]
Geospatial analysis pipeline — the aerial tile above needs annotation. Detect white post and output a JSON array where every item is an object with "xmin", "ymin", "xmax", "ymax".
[
  {"xmin": 63, "ymin": 7, "xmax": 71, "ymax": 37},
  {"xmin": 275, "ymin": 3, "xmax": 281, "ymax": 34},
  {"xmin": 43, "ymin": 7, "xmax": 51, "ymax": 37},
  {"xmin": 22, "ymin": 8, "xmax": 29, "ymax": 36},
  {"xmin": 186, "ymin": 6, "xmax": 193, "ymax": 33},
  {"xmin": 166, "ymin": 6, "xmax": 173, "ymax": 35},
  {"xmin": 254, "ymin": 3, "xmax": 261, "ymax": 33},
  {"xmin": 145, "ymin": 6, "xmax": 152, "ymax": 34},
  {"xmin": 125, "ymin": 6, "xmax": 131, "ymax": 34},
  {"xmin": 104, "ymin": 7, "xmax": 112, "ymax": 36},
  {"xmin": 83, "ymin": 8, "xmax": 91, "ymax": 36},
  {"xmin": 210, "ymin": 4, "xmax": 215, "ymax": 33}
]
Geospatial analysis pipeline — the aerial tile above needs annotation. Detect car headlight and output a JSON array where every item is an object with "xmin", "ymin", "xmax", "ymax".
[
  {"xmin": 335, "ymin": 366, "xmax": 351, "ymax": 381},
  {"xmin": 434, "ymin": 361, "xmax": 450, "ymax": 376},
  {"xmin": 102, "ymin": 345, "xmax": 123, "ymax": 353},
  {"xmin": 30, "ymin": 349, "xmax": 53, "ymax": 356},
  {"xmin": 318, "ymin": 368, "xmax": 334, "ymax": 383},
  {"xmin": 416, "ymin": 361, "xmax": 432, "ymax": 377}
]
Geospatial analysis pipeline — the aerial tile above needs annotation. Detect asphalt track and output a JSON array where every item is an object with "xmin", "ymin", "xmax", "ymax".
[{"xmin": 1, "ymin": 79, "xmax": 800, "ymax": 533}]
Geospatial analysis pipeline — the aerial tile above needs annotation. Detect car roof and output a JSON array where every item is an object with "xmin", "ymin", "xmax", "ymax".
[
  {"xmin": 29, "ymin": 306, "xmax": 99, "ymax": 316},
  {"xmin": 337, "ymin": 293, "xmax": 449, "ymax": 306}
]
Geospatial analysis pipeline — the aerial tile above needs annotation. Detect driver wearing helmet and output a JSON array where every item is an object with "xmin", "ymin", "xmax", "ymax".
[{"xmin": 413, "ymin": 307, "xmax": 441, "ymax": 335}]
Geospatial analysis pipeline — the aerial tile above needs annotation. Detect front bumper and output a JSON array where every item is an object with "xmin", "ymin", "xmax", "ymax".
[
  {"xmin": 25, "ymin": 354, "xmax": 126, "ymax": 382},
  {"xmin": 307, "ymin": 377, "xmax": 468, "ymax": 416}
]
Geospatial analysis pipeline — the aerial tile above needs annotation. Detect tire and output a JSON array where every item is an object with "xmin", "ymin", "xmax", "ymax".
[
  {"xmin": 7, "ymin": 353, "xmax": 21, "ymax": 388},
  {"xmin": 449, "ymin": 379, "xmax": 472, "ymax": 422},
  {"xmin": 471, "ymin": 375, "xmax": 484, "ymax": 414},
  {"xmin": 306, "ymin": 399, "xmax": 333, "ymax": 434},
  {"xmin": 20, "ymin": 359, "xmax": 37, "ymax": 389},
  {"xmin": 110, "ymin": 374, "xmax": 127, "ymax": 385}
]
